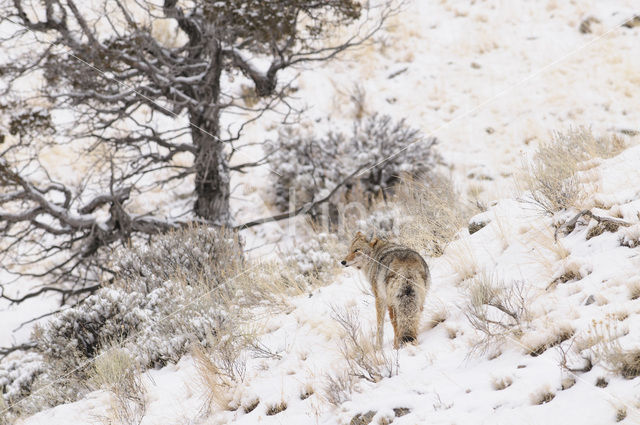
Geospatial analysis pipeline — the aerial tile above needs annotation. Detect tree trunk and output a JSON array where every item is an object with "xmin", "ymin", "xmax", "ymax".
[
  {"xmin": 189, "ymin": 41, "xmax": 231, "ymax": 224},
  {"xmin": 191, "ymin": 116, "xmax": 230, "ymax": 224}
]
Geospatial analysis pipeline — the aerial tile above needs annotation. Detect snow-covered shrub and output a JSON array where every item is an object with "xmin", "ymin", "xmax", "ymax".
[
  {"xmin": 18, "ymin": 280, "xmax": 229, "ymax": 415},
  {"xmin": 34, "ymin": 225, "xmax": 242, "ymax": 370},
  {"xmin": 348, "ymin": 206, "xmax": 404, "ymax": 240},
  {"xmin": 114, "ymin": 224, "xmax": 243, "ymax": 294},
  {"xmin": 0, "ymin": 353, "xmax": 43, "ymax": 418},
  {"xmin": 266, "ymin": 114, "xmax": 439, "ymax": 213},
  {"xmin": 36, "ymin": 281, "xmax": 226, "ymax": 370},
  {"xmin": 1, "ymin": 225, "xmax": 245, "ymax": 418},
  {"xmin": 283, "ymin": 233, "xmax": 340, "ymax": 285}
]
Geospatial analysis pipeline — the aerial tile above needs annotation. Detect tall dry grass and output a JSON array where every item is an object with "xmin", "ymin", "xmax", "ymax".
[
  {"xmin": 331, "ymin": 305, "xmax": 397, "ymax": 384},
  {"xmin": 396, "ymin": 173, "xmax": 473, "ymax": 256},
  {"xmin": 519, "ymin": 128, "xmax": 625, "ymax": 215},
  {"xmin": 91, "ymin": 345, "xmax": 146, "ymax": 425},
  {"xmin": 581, "ymin": 321, "xmax": 640, "ymax": 379}
]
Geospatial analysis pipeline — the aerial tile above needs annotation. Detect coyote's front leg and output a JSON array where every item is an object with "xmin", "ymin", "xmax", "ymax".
[{"xmin": 375, "ymin": 295, "xmax": 386, "ymax": 348}]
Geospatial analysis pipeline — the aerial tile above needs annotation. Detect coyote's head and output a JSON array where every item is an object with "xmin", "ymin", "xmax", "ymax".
[{"xmin": 341, "ymin": 231, "xmax": 379, "ymax": 269}]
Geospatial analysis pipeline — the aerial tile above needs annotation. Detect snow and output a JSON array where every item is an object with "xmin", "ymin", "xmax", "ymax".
[
  {"xmin": 4, "ymin": 0, "xmax": 640, "ymax": 424},
  {"xmin": 16, "ymin": 143, "xmax": 640, "ymax": 423}
]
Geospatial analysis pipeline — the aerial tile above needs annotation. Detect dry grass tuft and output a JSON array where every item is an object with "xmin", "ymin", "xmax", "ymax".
[
  {"xmin": 323, "ymin": 370, "xmax": 356, "ymax": 407},
  {"xmin": 531, "ymin": 388, "xmax": 556, "ymax": 405},
  {"xmin": 90, "ymin": 346, "xmax": 137, "ymax": 391},
  {"xmin": 524, "ymin": 325, "xmax": 575, "ymax": 357},
  {"xmin": 192, "ymin": 344, "xmax": 234, "ymax": 411},
  {"xmin": 233, "ymin": 259, "xmax": 308, "ymax": 308},
  {"xmin": 192, "ymin": 329, "xmax": 250, "ymax": 413},
  {"xmin": 491, "ymin": 375, "xmax": 513, "ymax": 391},
  {"xmin": 446, "ymin": 326, "xmax": 460, "ymax": 339},
  {"xmin": 581, "ymin": 321, "xmax": 640, "ymax": 379},
  {"xmin": 611, "ymin": 351, "xmax": 640, "ymax": 380},
  {"xmin": 553, "ymin": 270, "xmax": 581, "ymax": 285},
  {"xmin": 527, "ymin": 224, "xmax": 571, "ymax": 257},
  {"xmin": 519, "ymin": 144, "xmax": 583, "ymax": 215},
  {"xmin": 426, "ymin": 307, "xmax": 448, "ymax": 329},
  {"xmin": 300, "ymin": 384, "xmax": 314, "ymax": 400},
  {"xmin": 396, "ymin": 173, "xmax": 474, "ymax": 256},
  {"xmin": 519, "ymin": 128, "xmax": 626, "ymax": 215},
  {"xmin": 586, "ymin": 219, "xmax": 622, "ymax": 240},
  {"xmin": 0, "ymin": 398, "xmax": 8, "ymax": 425},
  {"xmin": 616, "ymin": 406, "xmax": 628, "ymax": 422},
  {"xmin": 444, "ymin": 240, "xmax": 479, "ymax": 283},
  {"xmin": 522, "ymin": 224, "xmax": 570, "ymax": 280},
  {"xmin": 91, "ymin": 345, "xmax": 146, "ymax": 425},
  {"xmin": 575, "ymin": 320, "xmax": 625, "ymax": 352},
  {"xmin": 266, "ymin": 401, "xmax": 288, "ymax": 416},
  {"xmin": 243, "ymin": 399, "xmax": 259, "ymax": 413},
  {"xmin": 331, "ymin": 305, "xmax": 397, "ymax": 383},
  {"xmin": 561, "ymin": 376, "xmax": 576, "ymax": 390},
  {"xmin": 548, "ymin": 258, "xmax": 585, "ymax": 289},
  {"xmin": 626, "ymin": 279, "xmax": 640, "ymax": 300}
]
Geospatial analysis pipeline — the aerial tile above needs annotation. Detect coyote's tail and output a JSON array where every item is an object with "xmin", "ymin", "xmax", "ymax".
[{"xmin": 395, "ymin": 277, "xmax": 422, "ymax": 344}]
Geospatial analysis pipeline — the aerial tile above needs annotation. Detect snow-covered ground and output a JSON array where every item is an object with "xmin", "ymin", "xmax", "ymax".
[
  {"xmin": 5, "ymin": 0, "xmax": 640, "ymax": 423},
  {"xmin": 236, "ymin": 0, "xmax": 640, "ymax": 251},
  {"xmin": 21, "ymin": 144, "xmax": 640, "ymax": 424}
]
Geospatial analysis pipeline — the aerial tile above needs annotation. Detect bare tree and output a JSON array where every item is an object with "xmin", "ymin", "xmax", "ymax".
[{"xmin": 0, "ymin": 0, "xmax": 394, "ymax": 303}]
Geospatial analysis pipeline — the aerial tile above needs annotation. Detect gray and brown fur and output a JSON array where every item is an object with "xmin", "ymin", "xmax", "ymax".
[{"xmin": 341, "ymin": 231, "xmax": 430, "ymax": 348}]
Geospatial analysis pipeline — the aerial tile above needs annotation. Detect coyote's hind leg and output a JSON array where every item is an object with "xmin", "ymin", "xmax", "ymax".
[{"xmin": 375, "ymin": 296, "xmax": 386, "ymax": 348}]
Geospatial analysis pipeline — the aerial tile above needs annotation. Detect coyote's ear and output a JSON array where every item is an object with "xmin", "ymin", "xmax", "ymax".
[
  {"xmin": 366, "ymin": 229, "xmax": 376, "ymax": 242},
  {"xmin": 355, "ymin": 231, "xmax": 364, "ymax": 239},
  {"xmin": 369, "ymin": 237, "xmax": 380, "ymax": 248}
]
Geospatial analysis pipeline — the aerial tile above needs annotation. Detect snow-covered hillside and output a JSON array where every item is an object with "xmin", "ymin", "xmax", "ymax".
[
  {"xmin": 4, "ymin": 0, "xmax": 640, "ymax": 424},
  {"xmin": 20, "ymin": 142, "xmax": 640, "ymax": 425},
  {"xmin": 234, "ymin": 0, "xmax": 640, "ymax": 253}
]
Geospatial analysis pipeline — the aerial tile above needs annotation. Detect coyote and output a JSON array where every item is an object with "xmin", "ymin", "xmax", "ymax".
[{"xmin": 341, "ymin": 232, "xmax": 430, "ymax": 348}]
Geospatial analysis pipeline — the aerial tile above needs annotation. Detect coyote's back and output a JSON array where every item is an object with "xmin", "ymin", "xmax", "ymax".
[{"xmin": 341, "ymin": 232, "xmax": 430, "ymax": 347}]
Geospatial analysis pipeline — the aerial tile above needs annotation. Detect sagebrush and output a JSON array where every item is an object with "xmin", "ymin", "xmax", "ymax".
[
  {"xmin": 0, "ymin": 225, "xmax": 293, "ymax": 419},
  {"xmin": 465, "ymin": 272, "xmax": 531, "ymax": 354},
  {"xmin": 266, "ymin": 114, "xmax": 439, "ymax": 216}
]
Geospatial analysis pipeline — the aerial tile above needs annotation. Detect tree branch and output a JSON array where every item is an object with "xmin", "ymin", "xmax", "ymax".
[
  {"xmin": 0, "ymin": 342, "xmax": 37, "ymax": 359},
  {"xmin": 0, "ymin": 282, "xmax": 102, "ymax": 304},
  {"xmin": 235, "ymin": 163, "xmax": 370, "ymax": 230}
]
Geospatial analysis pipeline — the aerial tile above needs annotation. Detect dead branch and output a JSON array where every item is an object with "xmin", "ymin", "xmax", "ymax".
[
  {"xmin": 557, "ymin": 339, "xmax": 593, "ymax": 373},
  {"xmin": 555, "ymin": 209, "xmax": 632, "ymax": 241}
]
